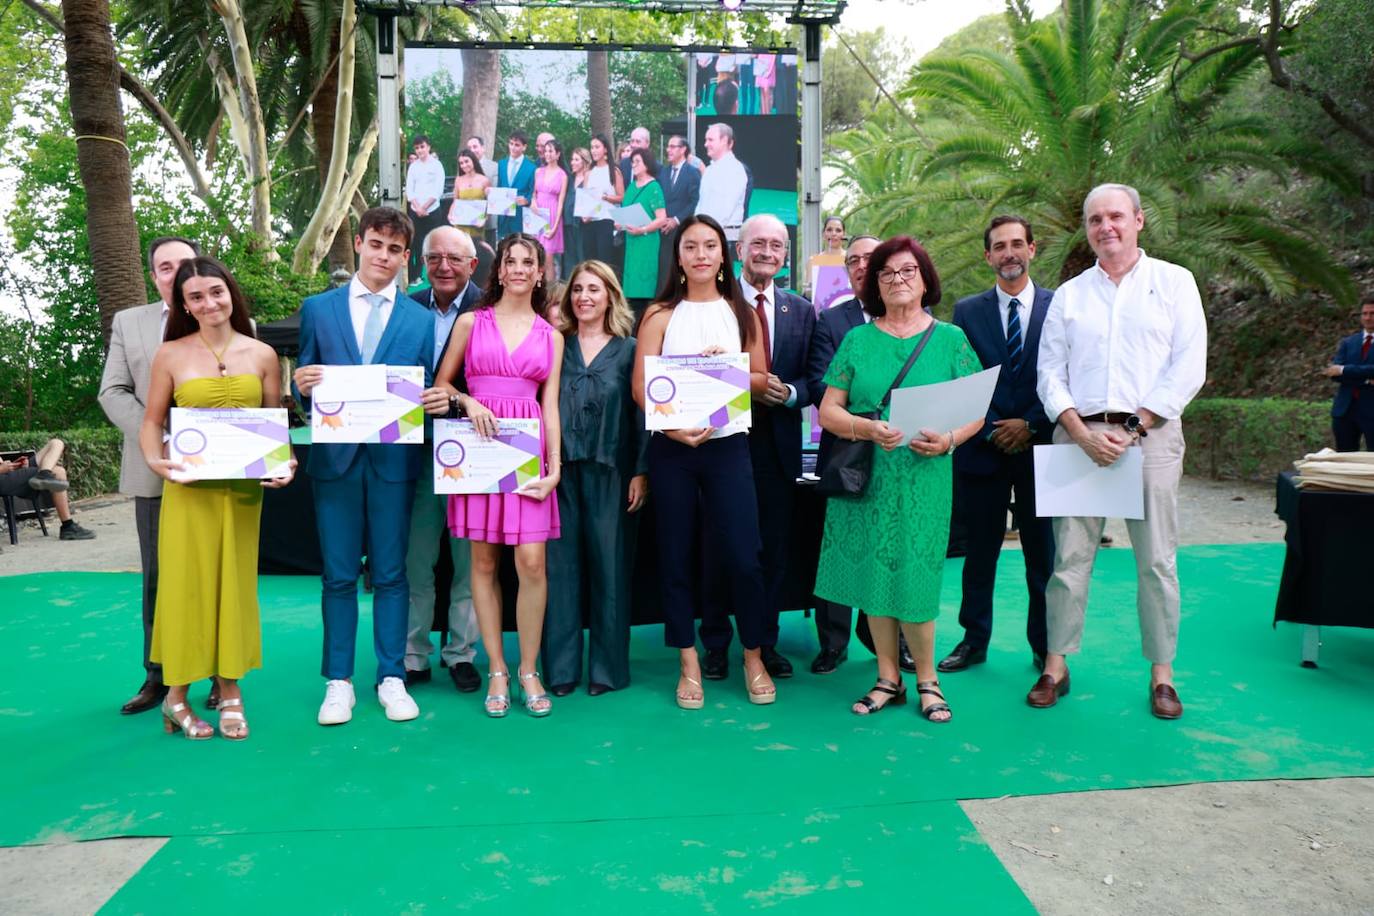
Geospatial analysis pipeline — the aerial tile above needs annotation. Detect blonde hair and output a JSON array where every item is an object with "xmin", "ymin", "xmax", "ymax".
[
  {"xmin": 556, "ymin": 260, "xmax": 635, "ymax": 338},
  {"xmin": 570, "ymin": 147, "xmax": 592, "ymax": 174}
]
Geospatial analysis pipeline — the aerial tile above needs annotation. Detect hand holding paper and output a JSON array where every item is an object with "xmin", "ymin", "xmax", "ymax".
[
  {"xmin": 887, "ymin": 366, "xmax": 1000, "ymax": 446},
  {"xmin": 1033, "ymin": 443, "xmax": 1144, "ymax": 519}
]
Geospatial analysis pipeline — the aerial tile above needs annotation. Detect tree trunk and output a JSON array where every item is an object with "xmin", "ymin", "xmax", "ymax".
[
  {"xmin": 213, "ymin": 0, "xmax": 275, "ymax": 257},
  {"xmin": 60, "ymin": 0, "xmax": 146, "ymax": 345},
  {"xmin": 309, "ymin": 20, "xmax": 354, "ymax": 272},
  {"xmin": 459, "ymin": 48, "xmax": 501, "ymax": 157},
  {"xmin": 587, "ymin": 50, "xmax": 612, "ymax": 142}
]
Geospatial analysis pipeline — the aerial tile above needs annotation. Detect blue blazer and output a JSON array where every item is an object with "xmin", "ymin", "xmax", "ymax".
[
  {"xmin": 951, "ymin": 283, "xmax": 1054, "ymax": 476},
  {"xmin": 294, "ymin": 284, "xmax": 435, "ymax": 483},
  {"xmin": 661, "ymin": 161, "xmax": 701, "ymax": 224},
  {"xmin": 751, "ymin": 288, "xmax": 816, "ymax": 479},
  {"xmin": 1331, "ymin": 331, "xmax": 1374, "ymax": 418},
  {"xmin": 496, "ymin": 157, "xmax": 537, "ymax": 238},
  {"xmin": 805, "ymin": 295, "xmax": 868, "ymax": 472}
]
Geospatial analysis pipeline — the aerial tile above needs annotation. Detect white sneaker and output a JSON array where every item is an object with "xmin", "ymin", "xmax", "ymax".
[
  {"xmin": 318, "ymin": 679, "xmax": 356, "ymax": 725},
  {"xmin": 377, "ymin": 676, "xmax": 419, "ymax": 722}
]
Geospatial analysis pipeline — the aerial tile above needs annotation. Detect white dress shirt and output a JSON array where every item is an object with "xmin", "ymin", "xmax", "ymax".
[
  {"xmin": 995, "ymin": 278, "xmax": 1035, "ymax": 336},
  {"xmin": 739, "ymin": 276, "xmax": 798, "ymax": 408},
  {"xmin": 1037, "ymin": 250, "xmax": 1207, "ymax": 422},
  {"xmin": 405, "ymin": 156, "xmax": 445, "ymax": 216},
  {"xmin": 696, "ymin": 152, "xmax": 748, "ymax": 239},
  {"xmin": 348, "ymin": 275, "xmax": 397, "ymax": 355}
]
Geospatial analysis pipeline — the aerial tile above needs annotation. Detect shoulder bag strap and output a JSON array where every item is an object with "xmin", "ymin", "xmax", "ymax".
[{"xmin": 877, "ymin": 320, "xmax": 939, "ymax": 411}]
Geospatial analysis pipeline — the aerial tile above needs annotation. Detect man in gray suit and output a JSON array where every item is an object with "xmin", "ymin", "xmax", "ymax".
[{"xmin": 99, "ymin": 236, "xmax": 199, "ymax": 715}]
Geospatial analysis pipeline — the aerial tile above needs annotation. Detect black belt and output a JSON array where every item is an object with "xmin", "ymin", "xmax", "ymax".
[{"xmin": 1080, "ymin": 412, "xmax": 1132, "ymax": 424}]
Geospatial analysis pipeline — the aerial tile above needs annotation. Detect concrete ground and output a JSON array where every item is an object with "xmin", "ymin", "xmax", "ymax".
[{"xmin": 4, "ymin": 479, "xmax": 1369, "ymax": 915}]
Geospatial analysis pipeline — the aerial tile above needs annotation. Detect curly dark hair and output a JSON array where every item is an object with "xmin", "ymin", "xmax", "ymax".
[
  {"xmin": 476, "ymin": 234, "xmax": 550, "ymax": 317},
  {"xmin": 860, "ymin": 236, "xmax": 941, "ymax": 318}
]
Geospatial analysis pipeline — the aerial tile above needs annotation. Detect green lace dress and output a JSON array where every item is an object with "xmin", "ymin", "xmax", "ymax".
[{"xmin": 814, "ymin": 321, "xmax": 981, "ymax": 622}]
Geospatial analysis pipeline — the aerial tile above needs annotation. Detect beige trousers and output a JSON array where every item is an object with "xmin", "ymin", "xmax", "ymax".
[{"xmin": 1045, "ymin": 418, "xmax": 1184, "ymax": 664}]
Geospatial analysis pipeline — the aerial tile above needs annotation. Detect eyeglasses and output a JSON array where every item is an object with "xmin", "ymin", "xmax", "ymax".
[
  {"xmin": 747, "ymin": 239, "xmax": 787, "ymax": 253},
  {"xmin": 424, "ymin": 254, "xmax": 470, "ymax": 266},
  {"xmin": 844, "ymin": 254, "xmax": 872, "ymax": 268},
  {"xmin": 877, "ymin": 265, "xmax": 920, "ymax": 285}
]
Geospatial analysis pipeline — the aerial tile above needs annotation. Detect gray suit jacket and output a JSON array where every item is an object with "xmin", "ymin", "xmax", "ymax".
[{"xmin": 99, "ymin": 302, "xmax": 164, "ymax": 498}]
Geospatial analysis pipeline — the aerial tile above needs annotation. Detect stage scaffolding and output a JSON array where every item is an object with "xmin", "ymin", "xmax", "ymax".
[{"xmin": 358, "ymin": 0, "xmax": 844, "ymax": 265}]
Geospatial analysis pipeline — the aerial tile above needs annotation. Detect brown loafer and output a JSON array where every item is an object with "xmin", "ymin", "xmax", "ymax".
[
  {"xmin": 1150, "ymin": 683, "xmax": 1183, "ymax": 719},
  {"xmin": 1026, "ymin": 671, "xmax": 1070, "ymax": 708}
]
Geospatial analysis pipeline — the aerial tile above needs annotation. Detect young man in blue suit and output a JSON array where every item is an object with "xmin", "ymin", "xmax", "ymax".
[
  {"xmin": 700, "ymin": 214, "xmax": 816, "ymax": 681},
  {"xmin": 658, "ymin": 135, "xmax": 702, "ymax": 280},
  {"xmin": 1323, "ymin": 296, "xmax": 1374, "ymax": 451},
  {"xmin": 495, "ymin": 131, "xmax": 536, "ymax": 241},
  {"xmin": 292, "ymin": 207, "xmax": 454, "ymax": 726},
  {"xmin": 939, "ymin": 215, "xmax": 1055, "ymax": 674}
]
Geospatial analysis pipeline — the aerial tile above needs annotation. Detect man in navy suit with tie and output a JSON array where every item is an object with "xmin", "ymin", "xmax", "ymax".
[
  {"xmin": 403, "ymin": 227, "xmax": 484, "ymax": 693},
  {"xmin": 1323, "ymin": 296, "xmax": 1374, "ymax": 451},
  {"xmin": 659, "ymin": 135, "xmax": 702, "ymax": 278},
  {"xmin": 939, "ymin": 215, "xmax": 1055, "ymax": 674},
  {"xmin": 700, "ymin": 214, "xmax": 816, "ymax": 680},
  {"xmin": 495, "ymin": 132, "xmax": 536, "ymax": 241},
  {"xmin": 292, "ymin": 207, "xmax": 455, "ymax": 727}
]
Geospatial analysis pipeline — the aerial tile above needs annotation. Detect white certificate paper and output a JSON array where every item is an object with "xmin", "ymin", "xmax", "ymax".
[
  {"xmin": 611, "ymin": 203, "xmax": 651, "ymax": 228},
  {"xmin": 887, "ymin": 366, "xmax": 1001, "ymax": 444},
  {"xmin": 448, "ymin": 197, "xmax": 487, "ymax": 227},
  {"xmin": 313, "ymin": 364, "xmax": 386, "ymax": 403},
  {"xmin": 523, "ymin": 206, "xmax": 550, "ymax": 236},
  {"xmin": 574, "ymin": 187, "xmax": 609, "ymax": 220},
  {"xmin": 644, "ymin": 354, "xmax": 751, "ymax": 433},
  {"xmin": 169, "ymin": 408, "xmax": 291, "ymax": 482},
  {"xmin": 312, "ymin": 365, "xmax": 425, "ymax": 444},
  {"xmin": 432, "ymin": 418, "xmax": 542, "ymax": 494},
  {"xmin": 486, "ymin": 187, "xmax": 518, "ymax": 217},
  {"xmin": 1033, "ymin": 444, "xmax": 1144, "ymax": 519}
]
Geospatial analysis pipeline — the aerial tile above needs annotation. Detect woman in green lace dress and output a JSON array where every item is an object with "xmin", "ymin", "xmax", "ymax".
[{"xmin": 816, "ymin": 237, "xmax": 983, "ymax": 723}]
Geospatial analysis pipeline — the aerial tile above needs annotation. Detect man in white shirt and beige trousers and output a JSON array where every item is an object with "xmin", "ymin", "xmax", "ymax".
[{"xmin": 1028, "ymin": 183, "xmax": 1207, "ymax": 720}]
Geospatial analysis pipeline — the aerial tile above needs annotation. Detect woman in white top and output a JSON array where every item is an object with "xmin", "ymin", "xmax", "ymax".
[
  {"xmin": 582, "ymin": 133, "xmax": 623, "ymax": 267},
  {"xmin": 633, "ymin": 214, "xmax": 776, "ymax": 710}
]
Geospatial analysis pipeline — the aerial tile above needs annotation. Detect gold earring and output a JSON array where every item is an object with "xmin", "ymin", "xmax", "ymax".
[
  {"xmin": 717, "ymin": 268, "xmax": 724, "ymax": 282},
  {"xmin": 679, "ymin": 271, "xmax": 686, "ymax": 284}
]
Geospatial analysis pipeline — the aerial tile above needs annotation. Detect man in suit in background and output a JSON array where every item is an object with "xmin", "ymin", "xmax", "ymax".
[
  {"xmin": 495, "ymin": 132, "xmax": 536, "ymax": 242},
  {"xmin": 99, "ymin": 235, "xmax": 201, "ymax": 715},
  {"xmin": 804, "ymin": 234, "xmax": 916, "ymax": 675},
  {"xmin": 293, "ymin": 207, "xmax": 454, "ymax": 726},
  {"xmin": 658, "ymin": 135, "xmax": 701, "ymax": 280},
  {"xmin": 701, "ymin": 214, "xmax": 816, "ymax": 681},
  {"xmin": 619, "ymin": 126, "xmax": 651, "ymax": 188},
  {"xmin": 940, "ymin": 215, "xmax": 1055, "ymax": 674},
  {"xmin": 403, "ymin": 227, "xmax": 483, "ymax": 693},
  {"xmin": 1323, "ymin": 296, "xmax": 1374, "ymax": 451}
]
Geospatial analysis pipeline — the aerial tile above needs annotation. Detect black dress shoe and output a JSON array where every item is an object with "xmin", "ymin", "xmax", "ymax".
[
  {"xmin": 549, "ymin": 682, "xmax": 577, "ymax": 697},
  {"xmin": 587, "ymin": 682, "xmax": 612, "ymax": 696},
  {"xmin": 899, "ymin": 637, "xmax": 917, "ymax": 674},
  {"xmin": 120, "ymin": 681, "xmax": 167, "ymax": 715},
  {"xmin": 760, "ymin": 646, "xmax": 794, "ymax": 678},
  {"xmin": 810, "ymin": 647, "xmax": 848, "ymax": 674},
  {"xmin": 206, "ymin": 680, "xmax": 221, "ymax": 710},
  {"xmin": 702, "ymin": 647, "xmax": 729, "ymax": 680},
  {"xmin": 448, "ymin": 662, "xmax": 481, "ymax": 693},
  {"xmin": 937, "ymin": 641, "xmax": 988, "ymax": 673},
  {"xmin": 404, "ymin": 667, "xmax": 432, "ymax": 686}
]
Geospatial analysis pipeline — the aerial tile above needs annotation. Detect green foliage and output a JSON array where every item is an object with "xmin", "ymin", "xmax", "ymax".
[
  {"xmin": 1182, "ymin": 398, "xmax": 1330, "ymax": 481},
  {"xmin": 821, "ymin": 28, "xmax": 911, "ymax": 136},
  {"xmin": 608, "ymin": 51, "xmax": 685, "ymax": 144},
  {"xmin": 220, "ymin": 239, "xmax": 331, "ymax": 323},
  {"xmin": 0, "ymin": 428, "xmax": 123, "ymax": 501}
]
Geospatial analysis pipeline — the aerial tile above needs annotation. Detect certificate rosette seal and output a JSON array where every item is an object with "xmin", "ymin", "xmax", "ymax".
[
  {"xmin": 168, "ymin": 407, "xmax": 291, "ymax": 482},
  {"xmin": 433, "ymin": 418, "xmax": 542, "ymax": 494},
  {"xmin": 643, "ymin": 353, "xmax": 751, "ymax": 433},
  {"xmin": 312, "ymin": 365, "xmax": 426, "ymax": 445}
]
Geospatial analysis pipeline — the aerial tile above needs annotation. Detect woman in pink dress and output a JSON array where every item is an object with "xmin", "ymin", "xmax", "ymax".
[
  {"xmin": 754, "ymin": 54, "xmax": 777, "ymax": 116},
  {"xmin": 534, "ymin": 140, "xmax": 568, "ymax": 285},
  {"xmin": 433, "ymin": 234, "xmax": 564, "ymax": 719}
]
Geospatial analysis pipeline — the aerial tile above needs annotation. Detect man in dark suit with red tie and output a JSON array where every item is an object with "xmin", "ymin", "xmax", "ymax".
[
  {"xmin": 939, "ymin": 215, "xmax": 1055, "ymax": 674},
  {"xmin": 1324, "ymin": 296, "xmax": 1374, "ymax": 451}
]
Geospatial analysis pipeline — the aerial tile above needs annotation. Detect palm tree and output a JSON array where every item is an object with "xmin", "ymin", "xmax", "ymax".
[{"xmin": 853, "ymin": 0, "xmax": 1355, "ymax": 300}]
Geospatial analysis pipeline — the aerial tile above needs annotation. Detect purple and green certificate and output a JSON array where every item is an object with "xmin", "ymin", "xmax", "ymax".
[
  {"xmin": 643, "ymin": 353, "xmax": 752, "ymax": 433},
  {"xmin": 312, "ymin": 365, "xmax": 425, "ymax": 445},
  {"xmin": 168, "ymin": 408, "xmax": 291, "ymax": 482},
  {"xmin": 432, "ymin": 418, "xmax": 542, "ymax": 494}
]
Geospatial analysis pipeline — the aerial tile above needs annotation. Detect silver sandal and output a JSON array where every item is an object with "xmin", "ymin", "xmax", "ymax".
[{"xmin": 517, "ymin": 669, "xmax": 552, "ymax": 718}]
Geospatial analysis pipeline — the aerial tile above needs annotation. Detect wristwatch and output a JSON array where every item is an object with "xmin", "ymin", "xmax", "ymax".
[{"xmin": 1124, "ymin": 414, "xmax": 1149, "ymax": 438}]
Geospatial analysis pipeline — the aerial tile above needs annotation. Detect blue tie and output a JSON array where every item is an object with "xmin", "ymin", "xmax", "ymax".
[
  {"xmin": 1006, "ymin": 298, "xmax": 1023, "ymax": 374},
  {"xmin": 361, "ymin": 292, "xmax": 385, "ymax": 363}
]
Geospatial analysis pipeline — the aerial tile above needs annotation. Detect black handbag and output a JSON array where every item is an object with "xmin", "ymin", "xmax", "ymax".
[{"xmin": 817, "ymin": 321, "xmax": 939, "ymax": 499}]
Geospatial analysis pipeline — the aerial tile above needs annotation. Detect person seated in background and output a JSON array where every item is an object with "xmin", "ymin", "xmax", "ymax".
[{"xmin": 0, "ymin": 437, "xmax": 96, "ymax": 541}]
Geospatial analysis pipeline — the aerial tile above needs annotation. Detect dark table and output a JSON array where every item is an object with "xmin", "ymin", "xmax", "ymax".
[{"xmin": 1273, "ymin": 470, "xmax": 1374, "ymax": 665}]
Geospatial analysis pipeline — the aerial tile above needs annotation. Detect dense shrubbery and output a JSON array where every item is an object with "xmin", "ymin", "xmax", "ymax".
[{"xmin": 1182, "ymin": 398, "xmax": 1330, "ymax": 481}]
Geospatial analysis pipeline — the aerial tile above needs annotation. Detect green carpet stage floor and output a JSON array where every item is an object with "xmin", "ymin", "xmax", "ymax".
[{"xmin": 2, "ymin": 543, "xmax": 1372, "ymax": 912}]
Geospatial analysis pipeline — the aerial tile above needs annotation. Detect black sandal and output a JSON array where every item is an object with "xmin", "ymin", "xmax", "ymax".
[
  {"xmin": 916, "ymin": 680, "xmax": 952, "ymax": 723},
  {"xmin": 852, "ymin": 677, "xmax": 906, "ymax": 715}
]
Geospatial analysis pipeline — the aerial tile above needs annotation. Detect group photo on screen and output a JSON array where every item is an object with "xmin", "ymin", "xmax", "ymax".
[{"xmin": 403, "ymin": 44, "xmax": 801, "ymax": 308}]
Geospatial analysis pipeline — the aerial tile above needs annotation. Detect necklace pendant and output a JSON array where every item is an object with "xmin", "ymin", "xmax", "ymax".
[{"xmin": 218, "ymin": 363, "xmax": 227, "ymax": 377}]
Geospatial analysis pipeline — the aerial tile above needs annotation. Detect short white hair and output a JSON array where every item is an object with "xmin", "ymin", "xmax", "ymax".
[
  {"xmin": 422, "ymin": 226, "xmax": 476, "ymax": 258},
  {"xmin": 739, "ymin": 214, "xmax": 787, "ymax": 247},
  {"xmin": 1083, "ymin": 183, "xmax": 1142, "ymax": 219},
  {"xmin": 631, "ymin": 126, "xmax": 650, "ymax": 143},
  {"xmin": 708, "ymin": 122, "xmax": 734, "ymax": 143}
]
